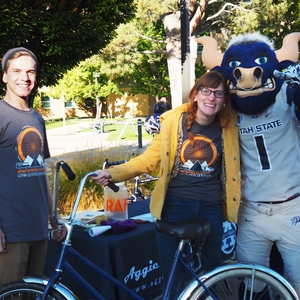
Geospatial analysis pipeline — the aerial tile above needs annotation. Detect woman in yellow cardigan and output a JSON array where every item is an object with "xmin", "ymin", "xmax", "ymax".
[{"xmin": 93, "ymin": 70, "xmax": 240, "ymax": 297}]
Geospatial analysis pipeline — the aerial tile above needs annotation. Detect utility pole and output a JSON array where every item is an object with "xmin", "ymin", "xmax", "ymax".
[
  {"xmin": 93, "ymin": 72, "xmax": 100, "ymax": 119},
  {"xmin": 180, "ymin": 0, "xmax": 193, "ymax": 102}
]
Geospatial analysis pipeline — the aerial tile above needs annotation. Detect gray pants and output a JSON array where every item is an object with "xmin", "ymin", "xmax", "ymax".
[{"xmin": 236, "ymin": 199, "xmax": 300, "ymax": 296}]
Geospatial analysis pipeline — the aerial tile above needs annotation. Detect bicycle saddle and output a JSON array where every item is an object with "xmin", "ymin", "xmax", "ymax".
[{"xmin": 155, "ymin": 218, "xmax": 210, "ymax": 241}]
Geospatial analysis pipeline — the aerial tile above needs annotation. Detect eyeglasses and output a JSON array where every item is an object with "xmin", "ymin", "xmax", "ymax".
[{"xmin": 200, "ymin": 87, "xmax": 226, "ymax": 98}]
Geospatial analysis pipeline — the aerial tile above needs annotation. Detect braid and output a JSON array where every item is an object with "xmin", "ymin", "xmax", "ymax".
[{"xmin": 186, "ymin": 102, "xmax": 198, "ymax": 147}]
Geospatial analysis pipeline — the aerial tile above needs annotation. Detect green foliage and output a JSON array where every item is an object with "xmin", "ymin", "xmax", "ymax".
[
  {"xmin": 47, "ymin": 55, "xmax": 122, "ymax": 102},
  {"xmin": 225, "ymin": 0, "xmax": 300, "ymax": 48},
  {"xmin": 46, "ymin": 0, "xmax": 300, "ymax": 106},
  {"xmin": 0, "ymin": 0, "xmax": 135, "ymax": 87},
  {"xmin": 99, "ymin": 0, "xmax": 172, "ymax": 97}
]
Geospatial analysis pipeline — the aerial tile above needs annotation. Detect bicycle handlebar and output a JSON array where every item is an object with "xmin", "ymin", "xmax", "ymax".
[
  {"xmin": 61, "ymin": 162, "xmax": 76, "ymax": 181},
  {"xmin": 67, "ymin": 172, "xmax": 119, "ymax": 224},
  {"xmin": 52, "ymin": 161, "xmax": 76, "ymax": 224},
  {"xmin": 106, "ymin": 180, "xmax": 119, "ymax": 192},
  {"xmin": 103, "ymin": 158, "xmax": 128, "ymax": 169}
]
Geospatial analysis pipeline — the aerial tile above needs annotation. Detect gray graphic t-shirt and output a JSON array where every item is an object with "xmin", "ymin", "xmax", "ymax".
[
  {"xmin": 0, "ymin": 100, "xmax": 50, "ymax": 242},
  {"xmin": 168, "ymin": 113, "xmax": 222, "ymax": 203}
]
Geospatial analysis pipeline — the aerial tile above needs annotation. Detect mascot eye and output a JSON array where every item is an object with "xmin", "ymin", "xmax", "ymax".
[
  {"xmin": 255, "ymin": 56, "xmax": 268, "ymax": 65},
  {"xmin": 229, "ymin": 60, "xmax": 241, "ymax": 68}
]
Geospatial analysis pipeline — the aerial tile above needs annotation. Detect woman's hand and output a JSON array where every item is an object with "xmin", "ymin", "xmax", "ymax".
[{"xmin": 92, "ymin": 170, "xmax": 112, "ymax": 186}]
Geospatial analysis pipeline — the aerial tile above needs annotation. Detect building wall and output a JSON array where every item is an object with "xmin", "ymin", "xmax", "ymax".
[{"xmin": 39, "ymin": 92, "xmax": 159, "ymax": 120}]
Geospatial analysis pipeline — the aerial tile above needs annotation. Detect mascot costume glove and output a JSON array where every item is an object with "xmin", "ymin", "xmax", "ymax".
[{"xmin": 274, "ymin": 64, "xmax": 300, "ymax": 89}]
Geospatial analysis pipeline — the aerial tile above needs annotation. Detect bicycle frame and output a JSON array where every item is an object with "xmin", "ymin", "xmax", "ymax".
[
  {"xmin": 39, "ymin": 223, "xmax": 145, "ymax": 300},
  {"xmin": 22, "ymin": 171, "xmax": 216, "ymax": 300},
  {"xmin": 26, "ymin": 225, "xmax": 216, "ymax": 300},
  {"xmin": 162, "ymin": 239, "xmax": 217, "ymax": 300},
  {"xmin": 24, "ymin": 222, "xmax": 213, "ymax": 300}
]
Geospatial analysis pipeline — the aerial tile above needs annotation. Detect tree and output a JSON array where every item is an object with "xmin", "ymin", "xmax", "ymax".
[
  {"xmin": 123, "ymin": 0, "xmax": 300, "ymax": 106},
  {"xmin": 99, "ymin": 0, "xmax": 249, "ymax": 107},
  {"xmin": 225, "ymin": 0, "xmax": 300, "ymax": 49},
  {"xmin": 49, "ymin": 0, "xmax": 300, "ymax": 109},
  {"xmin": 0, "ymin": 0, "xmax": 135, "ymax": 88}
]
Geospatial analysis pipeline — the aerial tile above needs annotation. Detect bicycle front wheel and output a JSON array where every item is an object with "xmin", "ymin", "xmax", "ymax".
[
  {"xmin": 179, "ymin": 262, "xmax": 299, "ymax": 300},
  {"xmin": 0, "ymin": 280, "xmax": 67, "ymax": 300}
]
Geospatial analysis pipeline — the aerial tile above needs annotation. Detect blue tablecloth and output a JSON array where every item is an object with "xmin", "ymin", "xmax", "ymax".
[{"xmin": 44, "ymin": 200, "xmax": 163, "ymax": 300}]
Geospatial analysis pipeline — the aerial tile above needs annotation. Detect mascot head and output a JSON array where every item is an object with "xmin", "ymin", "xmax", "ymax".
[{"xmin": 197, "ymin": 32, "xmax": 300, "ymax": 114}]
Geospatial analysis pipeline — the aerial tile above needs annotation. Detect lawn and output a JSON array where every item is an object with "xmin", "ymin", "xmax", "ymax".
[
  {"xmin": 45, "ymin": 117, "xmax": 153, "ymax": 141},
  {"xmin": 45, "ymin": 117, "xmax": 157, "ymax": 213}
]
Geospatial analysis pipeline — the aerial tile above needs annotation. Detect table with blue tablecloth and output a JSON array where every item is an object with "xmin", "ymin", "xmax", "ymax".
[{"xmin": 44, "ymin": 200, "xmax": 163, "ymax": 300}]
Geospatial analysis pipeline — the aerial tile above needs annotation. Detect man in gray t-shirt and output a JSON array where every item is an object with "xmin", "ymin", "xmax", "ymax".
[{"xmin": 0, "ymin": 47, "xmax": 66, "ymax": 286}]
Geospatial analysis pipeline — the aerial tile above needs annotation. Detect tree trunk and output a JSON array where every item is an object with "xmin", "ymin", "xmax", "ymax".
[
  {"xmin": 163, "ymin": 0, "xmax": 206, "ymax": 107},
  {"xmin": 163, "ymin": 12, "xmax": 182, "ymax": 108}
]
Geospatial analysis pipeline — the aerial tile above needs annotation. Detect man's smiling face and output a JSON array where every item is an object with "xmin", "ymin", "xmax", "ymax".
[{"xmin": 3, "ymin": 55, "xmax": 37, "ymax": 100}]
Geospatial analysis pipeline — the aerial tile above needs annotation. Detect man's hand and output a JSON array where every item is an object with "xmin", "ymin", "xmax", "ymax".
[
  {"xmin": 49, "ymin": 215, "xmax": 67, "ymax": 242},
  {"xmin": 0, "ymin": 228, "xmax": 7, "ymax": 253},
  {"xmin": 50, "ymin": 225, "xmax": 67, "ymax": 242}
]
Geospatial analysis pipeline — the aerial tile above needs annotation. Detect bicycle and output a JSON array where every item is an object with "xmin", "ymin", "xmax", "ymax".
[
  {"xmin": 0, "ymin": 166, "xmax": 298, "ymax": 300},
  {"xmin": 103, "ymin": 158, "xmax": 159, "ymax": 202}
]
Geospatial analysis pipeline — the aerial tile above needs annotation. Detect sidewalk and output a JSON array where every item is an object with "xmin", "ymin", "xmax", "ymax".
[{"xmin": 46, "ymin": 123, "xmax": 151, "ymax": 157}]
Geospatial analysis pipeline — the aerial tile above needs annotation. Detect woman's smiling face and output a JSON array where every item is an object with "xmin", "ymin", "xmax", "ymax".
[{"xmin": 194, "ymin": 83, "xmax": 226, "ymax": 125}]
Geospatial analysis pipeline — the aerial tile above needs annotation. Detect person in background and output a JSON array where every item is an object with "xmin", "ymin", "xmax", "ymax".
[
  {"xmin": 0, "ymin": 47, "xmax": 66, "ymax": 286},
  {"xmin": 92, "ymin": 70, "xmax": 241, "ymax": 297},
  {"xmin": 144, "ymin": 97, "xmax": 170, "ymax": 135}
]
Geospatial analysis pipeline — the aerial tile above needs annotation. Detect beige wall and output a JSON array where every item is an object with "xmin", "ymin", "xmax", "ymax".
[
  {"xmin": 39, "ymin": 93, "xmax": 159, "ymax": 120},
  {"xmin": 107, "ymin": 92, "xmax": 156, "ymax": 118}
]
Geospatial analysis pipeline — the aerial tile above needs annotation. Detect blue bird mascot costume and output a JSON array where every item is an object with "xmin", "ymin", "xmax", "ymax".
[{"xmin": 198, "ymin": 32, "xmax": 300, "ymax": 298}]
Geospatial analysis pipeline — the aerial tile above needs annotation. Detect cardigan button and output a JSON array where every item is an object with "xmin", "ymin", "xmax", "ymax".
[
  {"xmin": 232, "ymin": 157, "xmax": 237, "ymax": 161},
  {"xmin": 233, "ymin": 198, "xmax": 237, "ymax": 201},
  {"xmin": 232, "ymin": 178, "xmax": 236, "ymax": 181}
]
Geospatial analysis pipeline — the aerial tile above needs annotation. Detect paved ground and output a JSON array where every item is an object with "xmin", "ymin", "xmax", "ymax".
[{"xmin": 47, "ymin": 123, "xmax": 151, "ymax": 157}]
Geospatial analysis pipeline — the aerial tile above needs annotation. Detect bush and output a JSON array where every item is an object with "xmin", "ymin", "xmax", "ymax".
[{"xmin": 46, "ymin": 145, "xmax": 157, "ymax": 215}]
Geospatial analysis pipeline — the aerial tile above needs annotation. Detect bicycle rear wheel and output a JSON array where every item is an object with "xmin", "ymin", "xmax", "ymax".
[
  {"xmin": 179, "ymin": 262, "xmax": 298, "ymax": 300},
  {"xmin": 0, "ymin": 280, "xmax": 67, "ymax": 300}
]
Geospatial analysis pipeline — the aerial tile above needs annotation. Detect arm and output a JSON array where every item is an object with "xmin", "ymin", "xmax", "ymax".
[{"xmin": 92, "ymin": 133, "xmax": 162, "ymax": 184}]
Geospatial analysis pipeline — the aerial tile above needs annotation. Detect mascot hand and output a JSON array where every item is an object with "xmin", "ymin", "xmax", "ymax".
[
  {"xmin": 274, "ymin": 65, "xmax": 300, "ymax": 89},
  {"xmin": 144, "ymin": 115, "xmax": 161, "ymax": 135}
]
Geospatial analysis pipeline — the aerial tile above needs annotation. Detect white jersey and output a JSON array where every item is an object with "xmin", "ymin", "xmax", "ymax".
[{"xmin": 237, "ymin": 83, "xmax": 300, "ymax": 202}]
